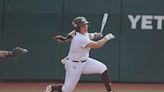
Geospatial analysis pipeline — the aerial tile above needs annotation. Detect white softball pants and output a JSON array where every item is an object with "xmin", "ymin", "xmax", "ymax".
[{"xmin": 62, "ymin": 58, "xmax": 107, "ymax": 92}]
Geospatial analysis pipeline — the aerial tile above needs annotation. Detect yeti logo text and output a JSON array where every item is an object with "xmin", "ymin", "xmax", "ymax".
[{"xmin": 128, "ymin": 15, "xmax": 164, "ymax": 30}]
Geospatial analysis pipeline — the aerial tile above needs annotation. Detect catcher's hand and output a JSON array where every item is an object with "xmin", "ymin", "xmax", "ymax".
[{"xmin": 12, "ymin": 47, "xmax": 28, "ymax": 56}]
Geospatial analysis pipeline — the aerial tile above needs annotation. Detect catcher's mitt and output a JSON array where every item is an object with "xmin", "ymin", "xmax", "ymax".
[{"xmin": 12, "ymin": 47, "xmax": 28, "ymax": 56}]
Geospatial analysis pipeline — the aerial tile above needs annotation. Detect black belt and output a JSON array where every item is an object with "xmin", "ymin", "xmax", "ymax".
[{"xmin": 72, "ymin": 60, "xmax": 87, "ymax": 63}]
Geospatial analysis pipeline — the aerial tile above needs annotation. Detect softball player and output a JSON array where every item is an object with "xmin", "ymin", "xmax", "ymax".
[{"xmin": 46, "ymin": 17, "xmax": 115, "ymax": 92}]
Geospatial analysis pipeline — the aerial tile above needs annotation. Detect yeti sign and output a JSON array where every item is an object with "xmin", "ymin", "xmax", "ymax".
[{"xmin": 128, "ymin": 15, "xmax": 164, "ymax": 30}]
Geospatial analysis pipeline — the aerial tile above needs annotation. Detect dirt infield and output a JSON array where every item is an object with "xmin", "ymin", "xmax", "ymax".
[
  {"xmin": 77, "ymin": 83, "xmax": 164, "ymax": 90},
  {"xmin": 0, "ymin": 82, "xmax": 164, "ymax": 91}
]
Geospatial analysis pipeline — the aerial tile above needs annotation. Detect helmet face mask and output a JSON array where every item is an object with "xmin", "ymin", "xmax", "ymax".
[{"xmin": 72, "ymin": 17, "xmax": 89, "ymax": 32}]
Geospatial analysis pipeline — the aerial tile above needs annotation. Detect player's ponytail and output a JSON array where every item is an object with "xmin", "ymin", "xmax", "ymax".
[
  {"xmin": 53, "ymin": 30, "xmax": 76, "ymax": 43},
  {"xmin": 54, "ymin": 16, "xmax": 89, "ymax": 43}
]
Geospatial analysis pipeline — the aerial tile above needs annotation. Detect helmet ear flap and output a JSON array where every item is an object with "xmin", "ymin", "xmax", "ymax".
[
  {"xmin": 74, "ymin": 26, "xmax": 80, "ymax": 32},
  {"xmin": 72, "ymin": 21, "xmax": 80, "ymax": 32},
  {"xmin": 72, "ymin": 21, "xmax": 77, "ymax": 27}
]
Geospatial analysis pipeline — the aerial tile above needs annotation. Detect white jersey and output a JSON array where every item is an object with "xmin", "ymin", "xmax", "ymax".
[
  {"xmin": 68, "ymin": 32, "xmax": 91, "ymax": 61},
  {"xmin": 62, "ymin": 32, "xmax": 107, "ymax": 92}
]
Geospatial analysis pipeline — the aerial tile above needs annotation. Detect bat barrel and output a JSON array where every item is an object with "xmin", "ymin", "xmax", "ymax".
[{"xmin": 100, "ymin": 13, "xmax": 108, "ymax": 33}]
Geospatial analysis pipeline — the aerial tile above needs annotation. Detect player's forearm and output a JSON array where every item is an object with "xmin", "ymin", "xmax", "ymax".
[
  {"xmin": 94, "ymin": 37, "xmax": 109, "ymax": 48},
  {"xmin": 0, "ymin": 51, "xmax": 12, "ymax": 58},
  {"xmin": 0, "ymin": 47, "xmax": 28, "ymax": 58},
  {"xmin": 85, "ymin": 33, "xmax": 115, "ymax": 48}
]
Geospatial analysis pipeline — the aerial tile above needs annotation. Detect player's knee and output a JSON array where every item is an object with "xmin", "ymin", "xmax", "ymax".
[{"xmin": 100, "ymin": 64, "xmax": 107, "ymax": 74}]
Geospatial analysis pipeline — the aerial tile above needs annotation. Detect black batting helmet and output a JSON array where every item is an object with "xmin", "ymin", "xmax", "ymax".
[{"xmin": 72, "ymin": 17, "xmax": 89, "ymax": 28}]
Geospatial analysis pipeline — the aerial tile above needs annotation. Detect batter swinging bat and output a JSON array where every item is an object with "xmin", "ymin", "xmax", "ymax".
[{"xmin": 100, "ymin": 13, "xmax": 108, "ymax": 33}]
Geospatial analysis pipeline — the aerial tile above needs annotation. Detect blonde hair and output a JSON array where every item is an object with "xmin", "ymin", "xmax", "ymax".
[{"xmin": 53, "ymin": 30, "xmax": 76, "ymax": 43}]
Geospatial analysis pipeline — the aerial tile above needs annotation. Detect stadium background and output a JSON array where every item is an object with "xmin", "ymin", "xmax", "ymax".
[{"xmin": 0, "ymin": 0, "xmax": 164, "ymax": 83}]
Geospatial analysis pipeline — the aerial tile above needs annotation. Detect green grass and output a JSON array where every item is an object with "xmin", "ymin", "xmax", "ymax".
[
  {"xmin": 0, "ymin": 90, "xmax": 42, "ymax": 92},
  {"xmin": 0, "ymin": 90, "xmax": 164, "ymax": 92},
  {"xmin": 77, "ymin": 90, "xmax": 164, "ymax": 92},
  {"xmin": 115, "ymin": 91, "xmax": 164, "ymax": 92}
]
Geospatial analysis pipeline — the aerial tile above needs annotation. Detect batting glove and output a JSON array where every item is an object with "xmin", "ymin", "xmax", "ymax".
[{"xmin": 105, "ymin": 33, "xmax": 115, "ymax": 40}]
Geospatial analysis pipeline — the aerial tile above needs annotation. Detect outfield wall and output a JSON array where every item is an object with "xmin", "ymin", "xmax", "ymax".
[{"xmin": 0, "ymin": 0, "xmax": 164, "ymax": 82}]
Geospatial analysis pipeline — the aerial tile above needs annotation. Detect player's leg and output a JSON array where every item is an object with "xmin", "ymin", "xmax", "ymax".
[
  {"xmin": 45, "ymin": 61, "xmax": 84, "ymax": 92},
  {"xmin": 101, "ymin": 69, "xmax": 113, "ymax": 92},
  {"xmin": 62, "ymin": 61, "xmax": 85, "ymax": 92},
  {"xmin": 62, "ymin": 69, "xmax": 81, "ymax": 92},
  {"xmin": 82, "ymin": 58, "xmax": 113, "ymax": 92}
]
